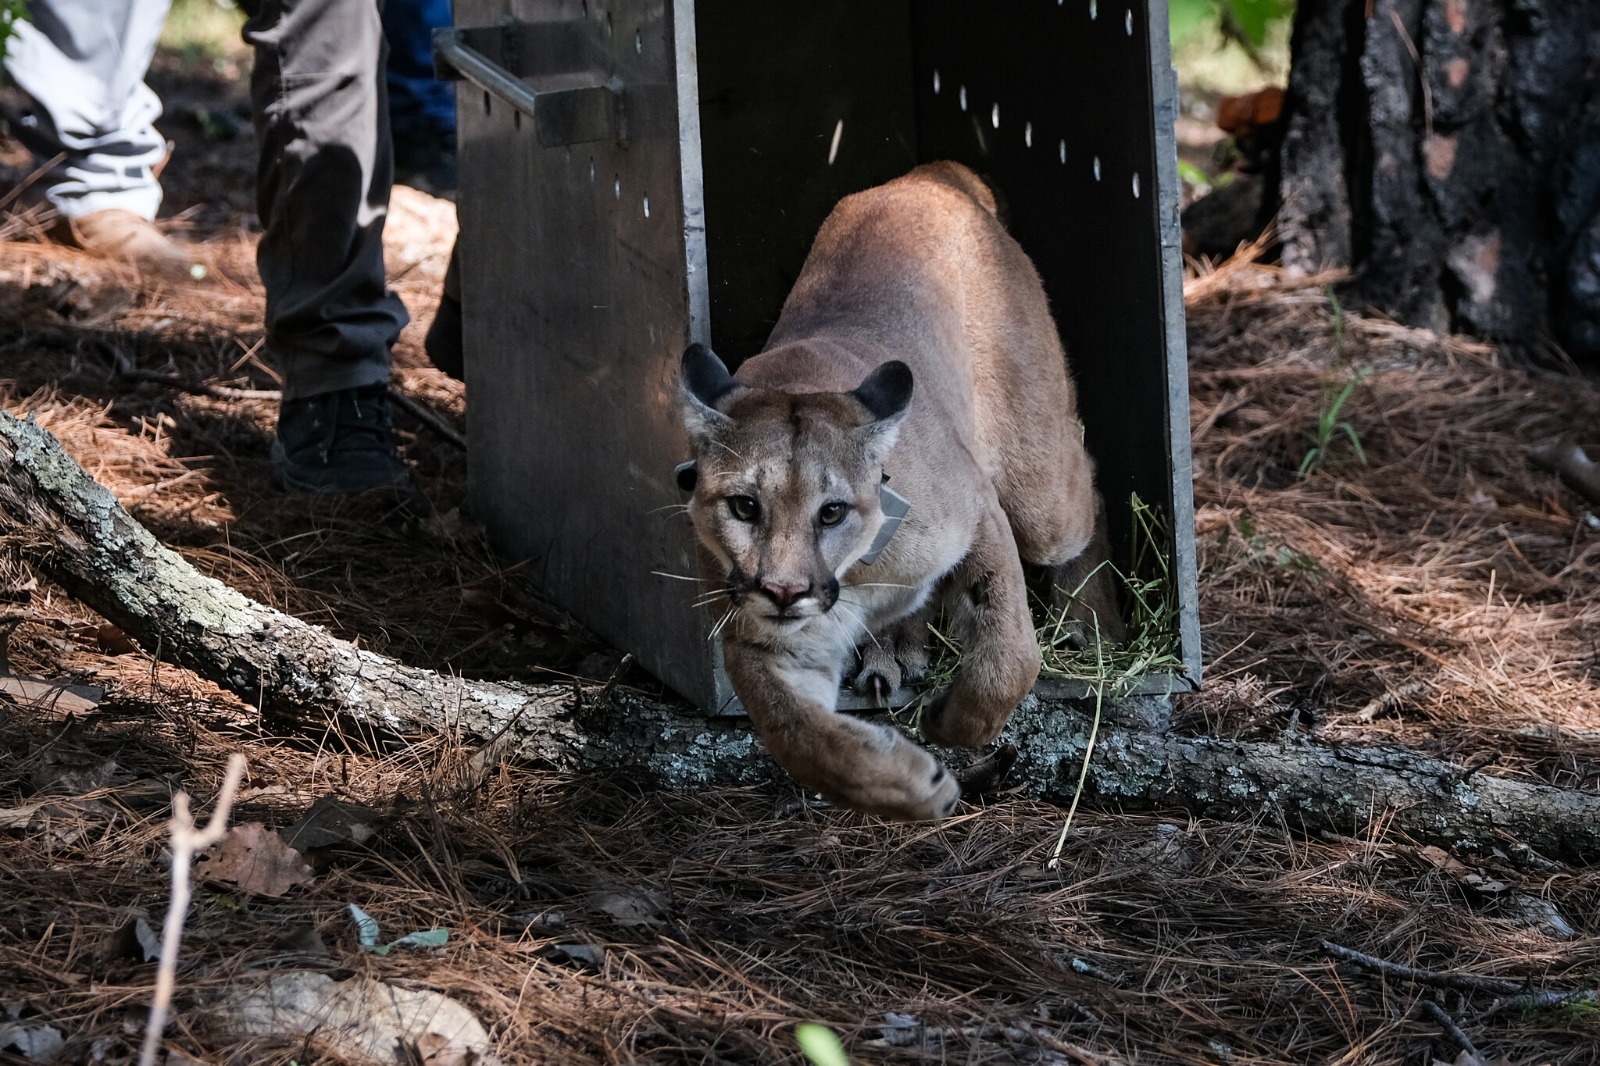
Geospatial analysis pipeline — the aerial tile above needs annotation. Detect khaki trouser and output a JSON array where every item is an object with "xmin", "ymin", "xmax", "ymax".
[{"xmin": 245, "ymin": 0, "xmax": 409, "ymax": 400}]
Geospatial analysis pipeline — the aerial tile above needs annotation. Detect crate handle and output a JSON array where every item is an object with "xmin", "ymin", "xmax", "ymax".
[{"xmin": 433, "ymin": 23, "xmax": 624, "ymax": 147}]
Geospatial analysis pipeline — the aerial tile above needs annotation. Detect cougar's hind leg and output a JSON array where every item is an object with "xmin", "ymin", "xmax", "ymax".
[
  {"xmin": 722, "ymin": 638, "xmax": 961, "ymax": 822},
  {"xmin": 921, "ymin": 501, "xmax": 1041, "ymax": 748},
  {"xmin": 853, "ymin": 601, "xmax": 934, "ymax": 704},
  {"xmin": 1032, "ymin": 492, "xmax": 1128, "ymax": 647}
]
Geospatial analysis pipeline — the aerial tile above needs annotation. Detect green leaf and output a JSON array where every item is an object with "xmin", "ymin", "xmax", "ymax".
[
  {"xmin": 1169, "ymin": 0, "xmax": 1220, "ymax": 47},
  {"xmin": 1176, "ymin": 159, "xmax": 1212, "ymax": 189},
  {"xmin": 1222, "ymin": 0, "xmax": 1295, "ymax": 48},
  {"xmin": 795, "ymin": 1023, "xmax": 851, "ymax": 1066}
]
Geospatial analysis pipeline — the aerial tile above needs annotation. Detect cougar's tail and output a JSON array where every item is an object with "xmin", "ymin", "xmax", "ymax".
[{"xmin": 914, "ymin": 160, "xmax": 1001, "ymax": 217}]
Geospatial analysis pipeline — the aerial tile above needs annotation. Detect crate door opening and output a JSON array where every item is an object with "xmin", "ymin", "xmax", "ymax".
[{"xmin": 450, "ymin": 0, "xmax": 1200, "ymax": 715}]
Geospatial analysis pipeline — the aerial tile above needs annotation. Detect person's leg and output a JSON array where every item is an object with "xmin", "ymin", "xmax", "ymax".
[
  {"xmin": 381, "ymin": 0, "xmax": 456, "ymax": 196},
  {"xmin": 3, "ymin": 0, "xmax": 200, "ymax": 274},
  {"xmin": 244, "ymin": 0, "xmax": 411, "ymax": 491}
]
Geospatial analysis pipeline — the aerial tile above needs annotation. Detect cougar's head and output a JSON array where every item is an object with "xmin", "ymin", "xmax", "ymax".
[{"xmin": 677, "ymin": 344, "xmax": 912, "ymax": 629}]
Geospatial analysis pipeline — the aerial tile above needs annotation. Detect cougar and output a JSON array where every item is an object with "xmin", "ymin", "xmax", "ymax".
[{"xmin": 677, "ymin": 161, "xmax": 1101, "ymax": 821}]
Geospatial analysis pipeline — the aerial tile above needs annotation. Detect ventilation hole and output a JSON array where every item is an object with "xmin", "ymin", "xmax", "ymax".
[
  {"xmin": 1093, "ymin": 156, "xmax": 1102, "ymax": 181},
  {"xmin": 1090, "ymin": 0, "xmax": 1098, "ymax": 19},
  {"xmin": 614, "ymin": 176, "xmax": 621, "ymax": 198},
  {"xmin": 482, "ymin": 91, "xmax": 491, "ymax": 116},
  {"xmin": 635, "ymin": 29, "xmax": 642, "ymax": 53},
  {"xmin": 1024, "ymin": 121, "xmax": 1033, "ymax": 147},
  {"xmin": 828, "ymin": 118, "xmax": 844, "ymax": 165},
  {"xmin": 933, "ymin": 69, "xmax": 941, "ymax": 94},
  {"xmin": 605, "ymin": 12, "xmax": 613, "ymax": 36},
  {"xmin": 959, "ymin": 85, "xmax": 968, "ymax": 112},
  {"xmin": 589, "ymin": 158, "xmax": 596, "ymax": 181},
  {"xmin": 513, "ymin": 110, "xmax": 522, "ymax": 131},
  {"xmin": 1132, "ymin": 172, "xmax": 1141, "ymax": 198},
  {"xmin": 1059, "ymin": 139, "xmax": 1067, "ymax": 164},
  {"xmin": 1126, "ymin": 9, "xmax": 1134, "ymax": 34},
  {"xmin": 643, "ymin": 193, "xmax": 650, "ymax": 218}
]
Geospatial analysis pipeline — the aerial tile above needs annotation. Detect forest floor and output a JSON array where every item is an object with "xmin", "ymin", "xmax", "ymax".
[{"xmin": 1, "ymin": 45, "xmax": 1599, "ymax": 1066}]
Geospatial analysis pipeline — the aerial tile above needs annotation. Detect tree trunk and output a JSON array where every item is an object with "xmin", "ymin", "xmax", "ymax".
[
  {"xmin": 4, "ymin": 409, "xmax": 1600, "ymax": 861},
  {"xmin": 1279, "ymin": 0, "xmax": 1600, "ymax": 361}
]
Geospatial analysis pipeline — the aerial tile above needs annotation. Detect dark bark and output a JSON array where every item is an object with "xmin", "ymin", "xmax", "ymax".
[
  {"xmin": 4, "ymin": 409, "xmax": 1600, "ymax": 861},
  {"xmin": 1279, "ymin": 0, "xmax": 1600, "ymax": 359}
]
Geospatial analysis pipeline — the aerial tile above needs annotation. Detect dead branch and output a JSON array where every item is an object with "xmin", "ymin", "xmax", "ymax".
[
  {"xmin": 1321, "ymin": 941, "xmax": 1522, "ymax": 995},
  {"xmin": 5, "ymin": 408, "xmax": 1600, "ymax": 861},
  {"xmin": 1417, "ymin": 1000, "xmax": 1482, "ymax": 1063},
  {"xmin": 139, "ymin": 752, "xmax": 248, "ymax": 1066}
]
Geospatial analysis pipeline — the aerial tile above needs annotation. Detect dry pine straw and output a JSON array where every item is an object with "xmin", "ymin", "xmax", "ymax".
[{"xmin": 1, "ymin": 238, "xmax": 1600, "ymax": 1061}]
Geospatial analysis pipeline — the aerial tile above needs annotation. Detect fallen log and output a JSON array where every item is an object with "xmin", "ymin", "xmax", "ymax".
[{"xmin": 3, "ymin": 409, "xmax": 1598, "ymax": 862}]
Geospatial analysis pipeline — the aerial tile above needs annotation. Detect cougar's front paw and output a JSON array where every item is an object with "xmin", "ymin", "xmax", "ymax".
[
  {"xmin": 824, "ymin": 723, "xmax": 961, "ymax": 821},
  {"xmin": 853, "ymin": 644, "xmax": 903, "ymax": 704}
]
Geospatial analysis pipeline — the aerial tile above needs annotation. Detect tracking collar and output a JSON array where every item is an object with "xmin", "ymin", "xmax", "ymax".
[{"xmin": 673, "ymin": 461, "xmax": 909, "ymax": 566}]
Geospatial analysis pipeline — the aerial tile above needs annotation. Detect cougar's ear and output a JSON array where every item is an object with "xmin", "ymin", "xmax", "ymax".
[
  {"xmin": 851, "ymin": 360, "xmax": 913, "ymax": 463},
  {"xmin": 679, "ymin": 343, "xmax": 740, "ymax": 444}
]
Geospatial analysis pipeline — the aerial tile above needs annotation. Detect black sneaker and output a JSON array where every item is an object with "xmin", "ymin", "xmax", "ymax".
[{"xmin": 271, "ymin": 384, "xmax": 412, "ymax": 493}]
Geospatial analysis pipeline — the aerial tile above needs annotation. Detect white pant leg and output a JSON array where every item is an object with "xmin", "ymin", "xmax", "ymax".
[{"xmin": 3, "ymin": 0, "xmax": 173, "ymax": 219}]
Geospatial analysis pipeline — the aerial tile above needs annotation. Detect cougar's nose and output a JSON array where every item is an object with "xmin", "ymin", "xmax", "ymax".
[{"xmin": 760, "ymin": 581, "xmax": 811, "ymax": 609}]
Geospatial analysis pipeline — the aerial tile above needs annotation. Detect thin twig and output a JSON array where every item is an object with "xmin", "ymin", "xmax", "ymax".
[
  {"xmin": 0, "ymin": 151, "xmax": 67, "ymax": 214},
  {"xmin": 1417, "ymin": 1000, "xmax": 1481, "ymax": 1062},
  {"xmin": 1485, "ymin": 987, "xmax": 1599, "ymax": 1017},
  {"xmin": 99, "ymin": 341, "xmax": 280, "ymax": 402},
  {"xmin": 390, "ymin": 389, "xmax": 467, "ymax": 451},
  {"xmin": 138, "ymin": 752, "xmax": 248, "ymax": 1066},
  {"xmin": 1321, "ymin": 941, "xmax": 1523, "ymax": 995}
]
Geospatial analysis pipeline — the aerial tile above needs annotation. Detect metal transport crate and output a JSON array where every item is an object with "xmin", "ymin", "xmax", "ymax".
[{"xmin": 439, "ymin": 0, "xmax": 1200, "ymax": 713}]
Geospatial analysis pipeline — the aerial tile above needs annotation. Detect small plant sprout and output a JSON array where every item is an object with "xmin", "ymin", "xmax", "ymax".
[
  {"xmin": 1299, "ymin": 287, "xmax": 1372, "ymax": 478},
  {"xmin": 1298, "ymin": 368, "xmax": 1372, "ymax": 478}
]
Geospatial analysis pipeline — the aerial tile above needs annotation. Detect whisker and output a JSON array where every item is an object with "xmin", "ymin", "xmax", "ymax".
[
  {"xmin": 648, "ymin": 504, "xmax": 693, "ymax": 516},
  {"xmin": 832, "ymin": 601, "xmax": 878, "ymax": 649},
  {"xmin": 851, "ymin": 581, "xmax": 916, "ymax": 590},
  {"xmin": 693, "ymin": 590, "xmax": 733, "ymax": 609},
  {"xmin": 709, "ymin": 440, "xmax": 745, "ymax": 461},
  {"xmin": 652, "ymin": 570, "xmax": 711, "ymax": 583},
  {"xmin": 708, "ymin": 606, "xmax": 737, "ymax": 639}
]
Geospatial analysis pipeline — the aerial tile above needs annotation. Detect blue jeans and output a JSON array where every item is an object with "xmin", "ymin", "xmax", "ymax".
[{"xmin": 381, "ymin": 0, "xmax": 455, "ymax": 139}]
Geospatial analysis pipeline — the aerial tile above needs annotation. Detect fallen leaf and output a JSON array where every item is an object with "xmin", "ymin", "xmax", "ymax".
[
  {"xmin": 214, "ymin": 971, "xmax": 498, "ymax": 1066},
  {"xmin": 29, "ymin": 756, "xmax": 119, "ymax": 796},
  {"xmin": 0, "ymin": 677, "xmax": 102, "ymax": 715},
  {"xmin": 134, "ymin": 918, "xmax": 162, "ymax": 962},
  {"xmin": 196, "ymin": 824, "xmax": 314, "ymax": 897},
  {"xmin": 0, "ymin": 1020, "xmax": 65, "ymax": 1061},
  {"xmin": 0, "ymin": 802, "xmax": 46, "ymax": 829},
  {"xmin": 100, "ymin": 913, "xmax": 161, "ymax": 964},
  {"xmin": 91, "ymin": 624, "xmax": 139, "ymax": 655},
  {"xmin": 589, "ymin": 886, "xmax": 670, "ymax": 928},
  {"xmin": 1504, "ymin": 893, "xmax": 1578, "ymax": 940},
  {"xmin": 546, "ymin": 942, "xmax": 606, "ymax": 969},
  {"xmin": 279, "ymin": 794, "xmax": 380, "ymax": 851}
]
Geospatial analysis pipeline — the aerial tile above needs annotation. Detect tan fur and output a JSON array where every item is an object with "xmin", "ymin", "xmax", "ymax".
[{"xmin": 679, "ymin": 162, "xmax": 1097, "ymax": 821}]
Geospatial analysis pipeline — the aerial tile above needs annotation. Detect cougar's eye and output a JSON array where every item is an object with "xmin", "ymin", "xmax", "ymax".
[
  {"xmin": 817, "ymin": 501, "xmax": 849, "ymax": 527},
  {"xmin": 726, "ymin": 495, "xmax": 760, "ymax": 522}
]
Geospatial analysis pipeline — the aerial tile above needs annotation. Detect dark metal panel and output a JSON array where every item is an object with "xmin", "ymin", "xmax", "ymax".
[
  {"xmin": 692, "ymin": 0, "xmax": 919, "ymax": 362},
  {"xmin": 454, "ymin": 0, "xmax": 728, "ymax": 710},
  {"xmin": 909, "ymin": 0, "xmax": 1200, "ymax": 685}
]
